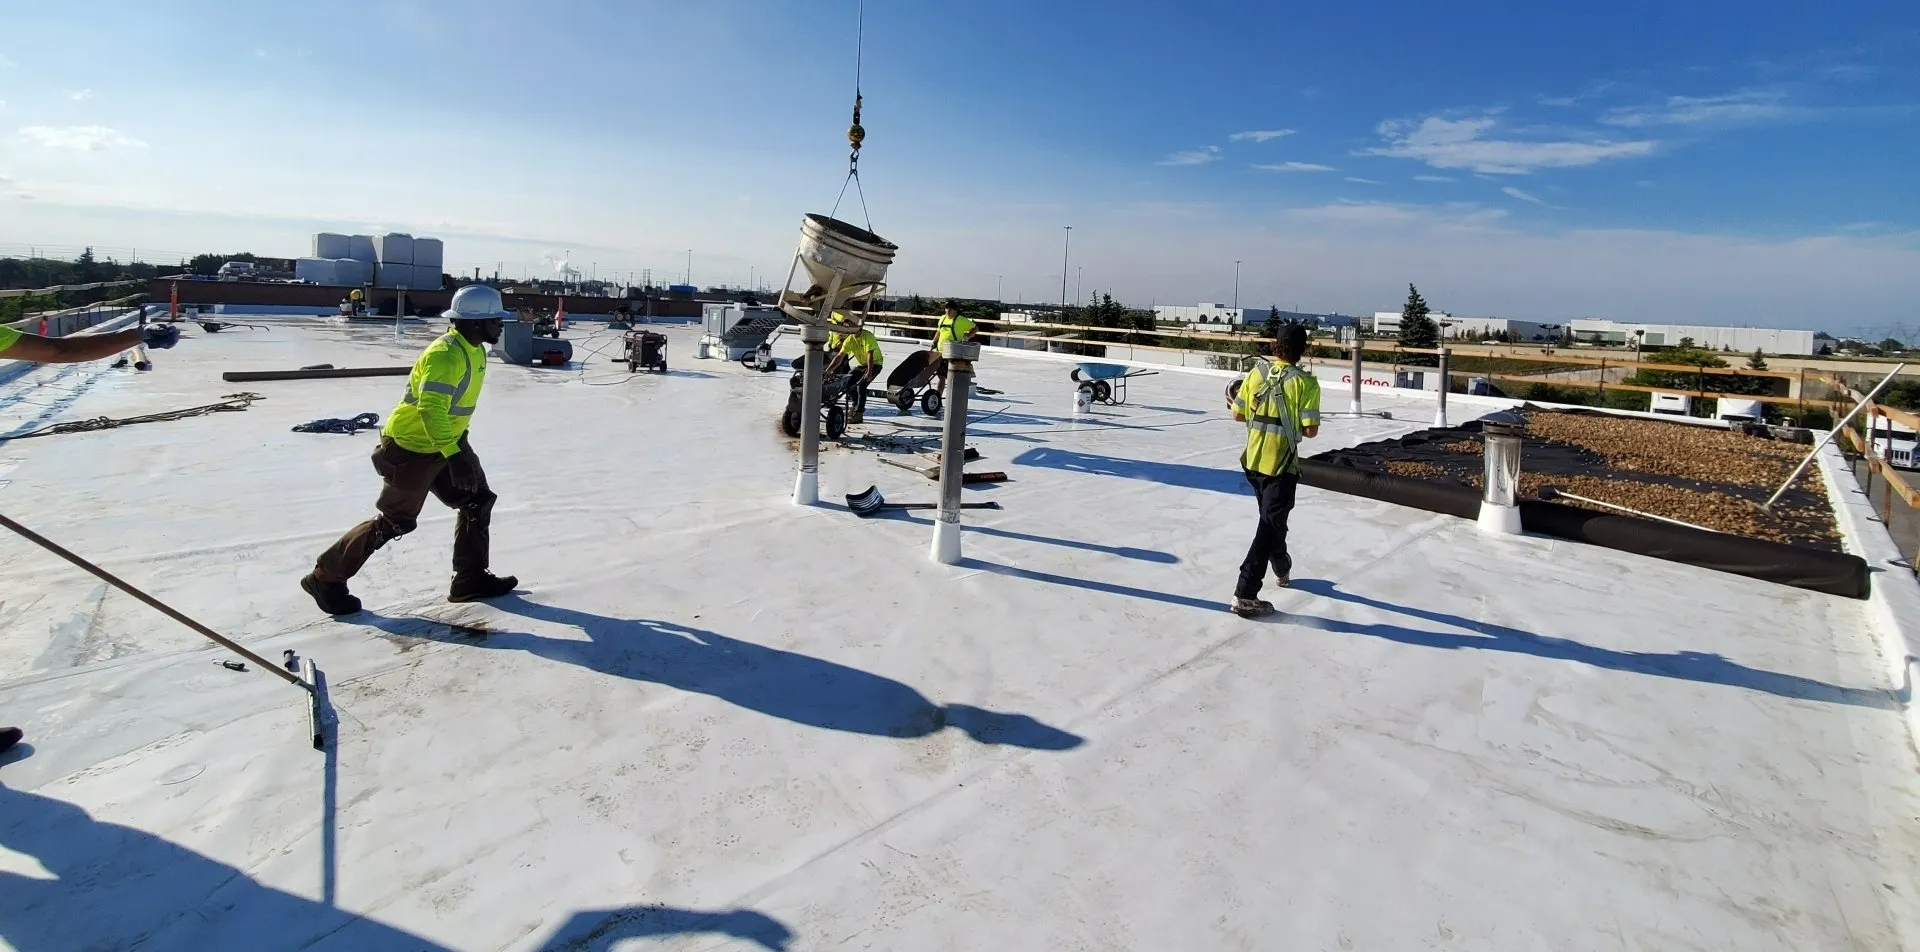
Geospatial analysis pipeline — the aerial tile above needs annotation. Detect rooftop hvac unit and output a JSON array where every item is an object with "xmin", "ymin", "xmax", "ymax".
[
  {"xmin": 312, "ymin": 233, "xmax": 350, "ymax": 260},
  {"xmin": 373, "ymin": 233, "xmax": 414, "ymax": 265},
  {"xmin": 1650, "ymin": 393, "xmax": 1692, "ymax": 417},
  {"xmin": 412, "ymin": 236, "xmax": 444, "ymax": 269},
  {"xmin": 294, "ymin": 257, "xmax": 336, "ymax": 285}
]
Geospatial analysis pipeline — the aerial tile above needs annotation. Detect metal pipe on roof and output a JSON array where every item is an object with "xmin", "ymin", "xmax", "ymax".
[{"xmin": 1763, "ymin": 362, "xmax": 1905, "ymax": 510}]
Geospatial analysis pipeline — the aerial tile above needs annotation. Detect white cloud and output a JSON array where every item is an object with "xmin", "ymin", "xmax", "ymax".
[
  {"xmin": 1414, "ymin": 174, "xmax": 1455, "ymax": 183},
  {"xmin": 17, "ymin": 125, "xmax": 147, "ymax": 150},
  {"xmin": 1254, "ymin": 161, "xmax": 1336, "ymax": 173},
  {"xmin": 1599, "ymin": 89, "xmax": 1792, "ymax": 128},
  {"xmin": 252, "ymin": 47, "xmax": 268, "ymax": 58},
  {"xmin": 1228, "ymin": 129, "xmax": 1294, "ymax": 143},
  {"xmin": 1157, "ymin": 146, "xmax": 1221, "ymax": 166},
  {"xmin": 1365, "ymin": 114, "xmax": 1657, "ymax": 174},
  {"xmin": 1502, "ymin": 186, "xmax": 1547, "ymax": 205},
  {"xmin": 66, "ymin": 88, "xmax": 94, "ymax": 102},
  {"xmin": 1344, "ymin": 177, "xmax": 1381, "ymax": 185},
  {"xmin": 1537, "ymin": 96, "xmax": 1579, "ymax": 107},
  {"xmin": 1286, "ymin": 200, "xmax": 1508, "ymax": 229}
]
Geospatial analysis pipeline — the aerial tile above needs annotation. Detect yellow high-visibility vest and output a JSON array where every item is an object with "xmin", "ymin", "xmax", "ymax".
[
  {"xmin": 935, "ymin": 313, "xmax": 976, "ymax": 347},
  {"xmin": 841, "ymin": 329, "xmax": 882, "ymax": 368},
  {"xmin": 1233, "ymin": 359, "xmax": 1320, "ymax": 475},
  {"xmin": 0, "ymin": 326, "xmax": 19, "ymax": 356},
  {"xmin": 384, "ymin": 330, "xmax": 488, "ymax": 456}
]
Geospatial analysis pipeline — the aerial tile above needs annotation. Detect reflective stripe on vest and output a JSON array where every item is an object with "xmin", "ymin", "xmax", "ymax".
[
  {"xmin": 1245, "ymin": 362, "xmax": 1309, "ymax": 471},
  {"xmin": 401, "ymin": 333, "xmax": 475, "ymax": 408}
]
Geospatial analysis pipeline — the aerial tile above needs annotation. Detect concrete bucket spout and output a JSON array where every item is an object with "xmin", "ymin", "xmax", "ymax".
[{"xmin": 785, "ymin": 214, "xmax": 898, "ymax": 321}]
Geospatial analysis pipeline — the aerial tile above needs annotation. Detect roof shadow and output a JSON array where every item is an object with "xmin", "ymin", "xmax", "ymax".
[
  {"xmin": 353, "ymin": 597, "xmax": 1082, "ymax": 751},
  {"xmin": 0, "ymin": 783, "xmax": 792, "ymax": 951},
  {"xmin": 1287, "ymin": 578, "xmax": 1902, "ymax": 711},
  {"xmin": 1012, "ymin": 447, "xmax": 1250, "ymax": 496}
]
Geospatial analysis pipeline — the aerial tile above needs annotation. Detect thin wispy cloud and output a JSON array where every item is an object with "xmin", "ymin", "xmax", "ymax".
[
  {"xmin": 1255, "ymin": 161, "xmax": 1336, "ymax": 173},
  {"xmin": 1414, "ymin": 175, "xmax": 1455, "ymax": 183},
  {"xmin": 1537, "ymin": 96, "xmax": 1579, "ymax": 107},
  {"xmin": 1229, "ymin": 129, "xmax": 1295, "ymax": 143},
  {"xmin": 1287, "ymin": 199, "xmax": 1509, "ymax": 229},
  {"xmin": 1502, "ymin": 186, "xmax": 1548, "ymax": 205},
  {"xmin": 66, "ymin": 88, "xmax": 94, "ymax": 102},
  {"xmin": 1365, "ymin": 113, "xmax": 1657, "ymax": 174},
  {"xmin": 17, "ymin": 125, "xmax": 146, "ymax": 150},
  {"xmin": 1600, "ymin": 88, "xmax": 1793, "ymax": 127},
  {"xmin": 1344, "ymin": 177, "xmax": 1381, "ymax": 184},
  {"xmin": 1157, "ymin": 145, "xmax": 1221, "ymax": 166}
]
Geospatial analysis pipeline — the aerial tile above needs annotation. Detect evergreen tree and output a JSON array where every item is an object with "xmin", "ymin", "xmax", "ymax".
[
  {"xmin": 1263, "ymin": 305, "xmax": 1283, "ymax": 339},
  {"xmin": 75, "ymin": 247, "xmax": 100, "ymax": 282},
  {"xmin": 1746, "ymin": 348, "xmax": 1768, "ymax": 371},
  {"xmin": 1397, "ymin": 283, "xmax": 1438, "ymax": 365}
]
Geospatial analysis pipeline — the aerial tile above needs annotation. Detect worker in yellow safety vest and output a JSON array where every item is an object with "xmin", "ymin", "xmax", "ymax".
[
  {"xmin": 0, "ymin": 315, "xmax": 148, "ymax": 755},
  {"xmin": 348, "ymin": 287, "xmax": 366, "ymax": 316},
  {"xmin": 1227, "ymin": 322, "xmax": 1320, "ymax": 618},
  {"xmin": 828, "ymin": 324, "xmax": 885, "ymax": 423},
  {"xmin": 929, "ymin": 301, "xmax": 978, "ymax": 393},
  {"xmin": 303, "ymin": 285, "xmax": 518, "ymax": 615}
]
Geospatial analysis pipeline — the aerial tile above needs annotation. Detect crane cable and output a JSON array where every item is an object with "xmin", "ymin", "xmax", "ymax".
[{"xmin": 830, "ymin": 0, "xmax": 872, "ymax": 231}]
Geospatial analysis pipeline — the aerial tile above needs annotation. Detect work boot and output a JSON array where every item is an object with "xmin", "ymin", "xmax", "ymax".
[
  {"xmin": 449, "ymin": 572, "xmax": 518, "ymax": 603},
  {"xmin": 1230, "ymin": 597, "xmax": 1276, "ymax": 618},
  {"xmin": 0, "ymin": 726, "xmax": 21, "ymax": 754},
  {"xmin": 300, "ymin": 573, "xmax": 362, "ymax": 616},
  {"xmin": 1274, "ymin": 575, "xmax": 1291, "ymax": 589}
]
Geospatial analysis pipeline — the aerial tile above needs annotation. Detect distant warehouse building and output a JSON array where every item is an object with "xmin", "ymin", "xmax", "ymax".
[
  {"xmin": 1154, "ymin": 303, "xmax": 1271, "ymax": 325},
  {"xmin": 1569, "ymin": 320, "xmax": 1815, "ymax": 356}
]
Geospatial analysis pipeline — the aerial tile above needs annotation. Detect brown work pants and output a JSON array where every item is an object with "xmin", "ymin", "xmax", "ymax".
[{"xmin": 313, "ymin": 437, "xmax": 496, "ymax": 583}]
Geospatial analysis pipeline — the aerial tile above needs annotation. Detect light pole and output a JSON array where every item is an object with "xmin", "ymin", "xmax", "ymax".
[
  {"xmin": 685, "ymin": 250, "xmax": 692, "ymax": 286},
  {"xmin": 1076, "ymin": 267, "xmax": 1082, "ymax": 304},
  {"xmin": 996, "ymin": 274, "xmax": 1003, "ymax": 302},
  {"xmin": 1233, "ymin": 260, "xmax": 1241, "ymax": 312},
  {"xmin": 1060, "ymin": 226, "xmax": 1072, "ymax": 306}
]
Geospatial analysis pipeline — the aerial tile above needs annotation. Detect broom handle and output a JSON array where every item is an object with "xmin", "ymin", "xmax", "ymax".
[{"xmin": 0, "ymin": 511, "xmax": 306, "ymax": 688}]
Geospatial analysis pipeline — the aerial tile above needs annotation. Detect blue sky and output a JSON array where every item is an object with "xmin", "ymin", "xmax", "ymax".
[{"xmin": 1, "ymin": 0, "xmax": 1916, "ymax": 332}]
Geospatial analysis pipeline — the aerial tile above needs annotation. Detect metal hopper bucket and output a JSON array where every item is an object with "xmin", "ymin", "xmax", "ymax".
[{"xmin": 780, "ymin": 214, "xmax": 898, "ymax": 324}]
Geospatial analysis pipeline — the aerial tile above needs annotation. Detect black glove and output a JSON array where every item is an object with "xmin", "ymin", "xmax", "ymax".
[{"xmin": 446, "ymin": 454, "xmax": 480, "ymax": 494}]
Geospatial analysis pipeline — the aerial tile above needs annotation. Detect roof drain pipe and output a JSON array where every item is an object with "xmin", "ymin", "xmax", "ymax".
[
  {"xmin": 930, "ymin": 340, "xmax": 980, "ymax": 564},
  {"xmin": 1433, "ymin": 347, "xmax": 1450, "ymax": 429},
  {"xmin": 1478, "ymin": 410, "xmax": 1526, "ymax": 535},
  {"xmin": 1350, "ymin": 340, "xmax": 1364, "ymax": 415}
]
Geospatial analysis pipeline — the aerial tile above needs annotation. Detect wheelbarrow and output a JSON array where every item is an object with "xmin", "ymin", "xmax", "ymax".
[
  {"xmin": 844, "ymin": 485, "xmax": 1004, "ymax": 518},
  {"xmin": 1070, "ymin": 362, "xmax": 1155, "ymax": 405},
  {"xmin": 883, "ymin": 350, "xmax": 944, "ymax": 417}
]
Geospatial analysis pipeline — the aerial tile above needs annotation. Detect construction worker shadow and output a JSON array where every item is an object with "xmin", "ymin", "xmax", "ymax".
[
  {"xmin": 1287, "ymin": 579, "xmax": 1903, "ymax": 711},
  {"xmin": 958, "ymin": 558, "xmax": 1223, "ymax": 614},
  {"xmin": 361, "ymin": 597, "xmax": 1084, "ymax": 750},
  {"xmin": 0, "ymin": 782, "xmax": 793, "ymax": 951},
  {"xmin": 1011, "ymin": 447, "xmax": 1250, "ymax": 496},
  {"xmin": 841, "ymin": 504, "xmax": 1178, "ymax": 563}
]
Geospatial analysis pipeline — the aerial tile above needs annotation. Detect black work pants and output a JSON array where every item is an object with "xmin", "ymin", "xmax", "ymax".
[
  {"xmin": 1236, "ymin": 469, "xmax": 1299, "ymax": 599},
  {"xmin": 313, "ymin": 437, "xmax": 496, "ymax": 583}
]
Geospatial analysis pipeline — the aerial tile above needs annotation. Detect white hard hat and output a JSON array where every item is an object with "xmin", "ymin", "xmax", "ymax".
[{"xmin": 443, "ymin": 284, "xmax": 512, "ymax": 320}]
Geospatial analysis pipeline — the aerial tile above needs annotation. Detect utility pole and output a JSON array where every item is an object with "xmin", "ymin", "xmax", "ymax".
[
  {"xmin": 1076, "ymin": 267, "xmax": 1082, "ymax": 304},
  {"xmin": 686, "ymin": 250, "xmax": 692, "ymax": 286},
  {"xmin": 1233, "ymin": 260, "xmax": 1241, "ymax": 312},
  {"xmin": 1060, "ymin": 226, "xmax": 1072, "ymax": 306},
  {"xmin": 996, "ymin": 274, "xmax": 1003, "ymax": 302}
]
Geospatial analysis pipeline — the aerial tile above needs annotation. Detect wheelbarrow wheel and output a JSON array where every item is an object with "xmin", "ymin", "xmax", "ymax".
[
  {"xmin": 1092, "ymin": 380, "xmax": 1112, "ymax": 403},
  {"xmin": 781, "ymin": 399, "xmax": 802, "ymax": 438},
  {"xmin": 921, "ymin": 389, "xmax": 943, "ymax": 417},
  {"xmin": 628, "ymin": 359, "xmax": 639, "ymax": 373},
  {"xmin": 893, "ymin": 388, "xmax": 914, "ymax": 414},
  {"xmin": 825, "ymin": 406, "xmax": 847, "ymax": 440}
]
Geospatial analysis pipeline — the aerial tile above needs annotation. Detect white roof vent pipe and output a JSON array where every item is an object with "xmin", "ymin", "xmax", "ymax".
[{"xmin": 1478, "ymin": 410, "xmax": 1526, "ymax": 536}]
